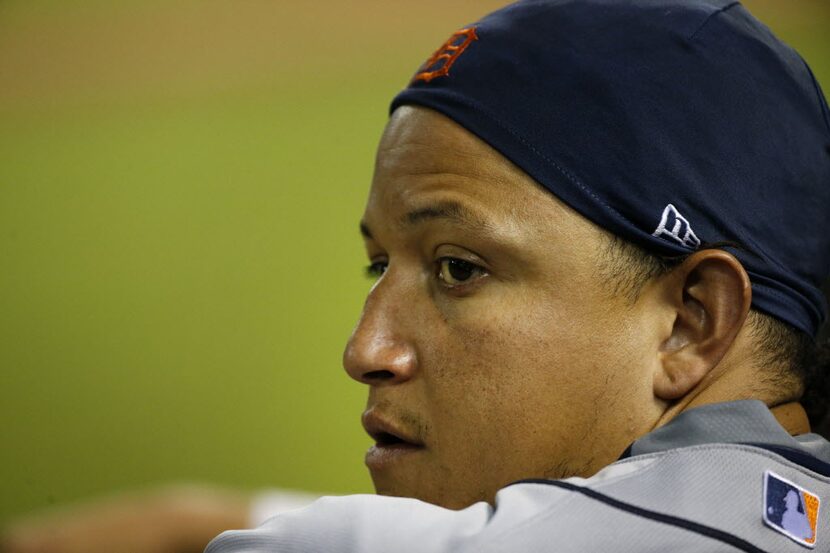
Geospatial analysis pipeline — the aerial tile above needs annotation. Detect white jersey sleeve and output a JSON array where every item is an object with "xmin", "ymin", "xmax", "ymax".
[
  {"xmin": 207, "ymin": 458, "xmax": 649, "ymax": 553},
  {"xmin": 247, "ymin": 490, "xmax": 323, "ymax": 528},
  {"xmin": 213, "ymin": 491, "xmax": 507, "ymax": 553}
]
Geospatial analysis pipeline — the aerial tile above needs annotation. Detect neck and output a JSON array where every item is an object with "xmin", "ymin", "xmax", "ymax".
[
  {"xmin": 770, "ymin": 401, "xmax": 811, "ymax": 435},
  {"xmin": 654, "ymin": 373, "xmax": 808, "ymax": 436},
  {"xmin": 655, "ymin": 335, "xmax": 807, "ymax": 434}
]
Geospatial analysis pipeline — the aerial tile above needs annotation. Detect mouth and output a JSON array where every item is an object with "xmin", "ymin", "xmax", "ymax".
[
  {"xmin": 370, "ymin": 430, "xmax": 418, "ymax": 447},
  {"xmin": 362, "ymin": 410, "xmax": 425, "ymax": 470}
]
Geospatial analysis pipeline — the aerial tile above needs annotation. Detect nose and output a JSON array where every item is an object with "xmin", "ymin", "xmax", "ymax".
[{"xmin": 342, "ymin": 285, "xmax": 418, "ymax": 386}]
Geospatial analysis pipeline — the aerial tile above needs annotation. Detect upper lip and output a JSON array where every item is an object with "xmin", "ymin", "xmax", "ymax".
[{"xmin": 362, "ymin": 409, "xmax": 424, "ymax": 447}]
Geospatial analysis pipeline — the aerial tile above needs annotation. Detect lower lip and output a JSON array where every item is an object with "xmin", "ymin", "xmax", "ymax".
[{"xmin": 365, "ymin": 443, "xmax": 424, "ymax": 470}]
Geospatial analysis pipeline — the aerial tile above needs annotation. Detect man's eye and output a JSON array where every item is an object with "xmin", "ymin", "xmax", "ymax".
[
  {"xmin": 437, "ymin": 257, "xmax": 484, "ymax": 286},
  {"xmin": 365, "ymin": 261, "xmax": 387, "ymax": 279}
]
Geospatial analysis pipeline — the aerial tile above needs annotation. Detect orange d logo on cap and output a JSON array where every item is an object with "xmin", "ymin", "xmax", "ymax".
[{"xmin": 413, "ymin": 27, "xmax": 478, "ymax": 84}]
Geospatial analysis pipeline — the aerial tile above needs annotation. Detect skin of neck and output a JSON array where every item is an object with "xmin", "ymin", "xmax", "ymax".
[{"xmin": 654, "ymin": 324, "xmax": 809, "ymax": 435}]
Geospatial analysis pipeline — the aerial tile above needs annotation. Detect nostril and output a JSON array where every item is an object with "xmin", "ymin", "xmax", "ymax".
[{"xmin": 363, "ymin": 369, "xmax": 396, "ymax": 382}]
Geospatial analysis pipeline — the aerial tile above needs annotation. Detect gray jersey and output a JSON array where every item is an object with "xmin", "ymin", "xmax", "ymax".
[{"xmin": 206, "ymin": 401, "xmax": 830, "ymax": 552}]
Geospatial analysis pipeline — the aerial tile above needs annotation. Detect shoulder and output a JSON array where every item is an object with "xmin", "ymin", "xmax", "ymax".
[
  {"xmin": 206, "ymin": 444, "xmax": 830, "ymax": 553},
  {"xmin": 491, "ymin": 444, "xmax": 830, "ymax": 553}
]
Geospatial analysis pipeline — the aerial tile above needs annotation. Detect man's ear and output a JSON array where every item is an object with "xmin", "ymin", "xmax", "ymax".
[{"xmin": 654, "ymin": 249, "xmax": 752, "ymax": 400}]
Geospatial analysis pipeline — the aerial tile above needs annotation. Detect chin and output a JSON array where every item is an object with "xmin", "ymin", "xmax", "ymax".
[{"xmin": 372, "ymin": 476, "xmax": 489, "ymax": 510}]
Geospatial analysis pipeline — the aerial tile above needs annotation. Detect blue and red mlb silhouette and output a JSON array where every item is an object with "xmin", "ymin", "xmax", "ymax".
[{"xmin": 764, "ymin": 470, "xmax": 821, "ymax": 548}]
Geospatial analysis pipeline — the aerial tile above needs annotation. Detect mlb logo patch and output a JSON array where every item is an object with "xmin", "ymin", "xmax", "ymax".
[{"xmin": 764, "ymin": 471, "xmax": 821, "ymax": 548}]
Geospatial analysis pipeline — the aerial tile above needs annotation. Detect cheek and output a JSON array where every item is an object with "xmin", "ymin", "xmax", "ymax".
[
  {"xmin": 423, "ymin": 294, "xmax": 594, "ymax": 450},
  {"xmin": 421, "ymin": 286, "xmax": 640, "ymax": 476},
  {"xmin": 432, "ymin": 287, "xmax": 602, "ymax": 389}
]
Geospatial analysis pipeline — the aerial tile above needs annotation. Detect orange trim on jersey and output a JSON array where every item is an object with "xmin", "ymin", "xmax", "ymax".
[
  {"xmin": 412, "ymin": 27, "xmax": 479, "ymax": 84},
  {"xmin": 802, "ymin": 490, "xmax": 820, "ymax": 544}
]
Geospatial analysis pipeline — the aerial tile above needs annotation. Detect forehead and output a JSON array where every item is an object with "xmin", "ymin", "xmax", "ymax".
[
  {"xmin": 376, "ymin": 106, "xmax": 510, "ymax": 179},
  {"xmin": 364, "ymin": 106, "xmax": 599, "ymax": 245}
]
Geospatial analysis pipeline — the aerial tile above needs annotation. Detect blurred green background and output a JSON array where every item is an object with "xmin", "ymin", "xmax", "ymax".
[{"xmin": 0, "ymin": 0, "xmax": 828, "ymax": 522}]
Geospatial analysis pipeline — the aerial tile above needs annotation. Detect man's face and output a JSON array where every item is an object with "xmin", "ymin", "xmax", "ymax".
[{"xmin": 343, "ymin": 106, "xmax": 665, "ymax": 509}]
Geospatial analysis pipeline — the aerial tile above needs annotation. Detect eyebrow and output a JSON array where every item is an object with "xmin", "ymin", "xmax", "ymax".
[{"xmin": 359, "ymin": 200, "xmax": 494, "ymax": 240}]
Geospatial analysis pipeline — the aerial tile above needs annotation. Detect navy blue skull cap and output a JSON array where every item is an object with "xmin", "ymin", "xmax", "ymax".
[{"xmin": 390, "ymin": 0, "xmax": 830, "ymax": 337}]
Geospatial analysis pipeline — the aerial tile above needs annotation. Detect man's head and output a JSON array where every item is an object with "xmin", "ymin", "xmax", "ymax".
[
  {"xmin": 342, "ymin": 0, "xmax": 830, "ymax": 510},
  {"xmin": 343, "ymin": 106, "xmax": 792, "ymax": 509}
]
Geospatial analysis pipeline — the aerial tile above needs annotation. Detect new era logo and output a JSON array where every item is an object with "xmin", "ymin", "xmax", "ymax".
[
  {"xmin": 764, "ymin": 471, "xmax": 821, "ymax": 548},
  {"xmin": 652, "ymin": 204, "xmax": 700, "ymax": 249}
]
